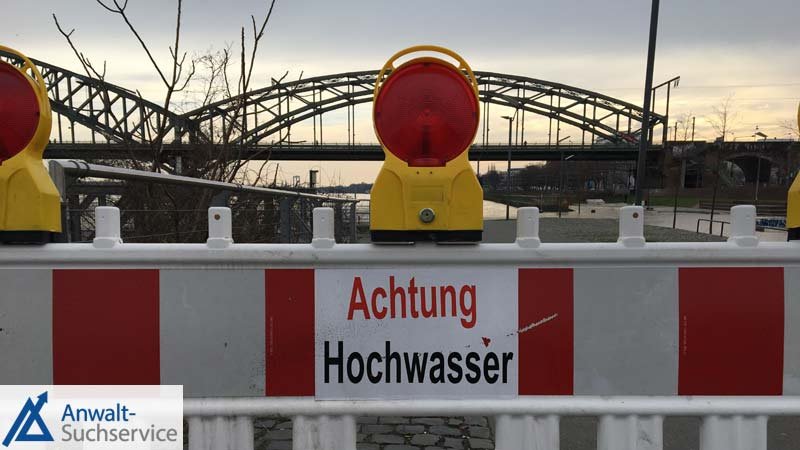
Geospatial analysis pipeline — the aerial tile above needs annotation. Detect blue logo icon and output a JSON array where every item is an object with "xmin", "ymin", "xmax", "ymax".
[{"xmin": 2, "ymin": 392, "xmax": 54, "ymax": 447}]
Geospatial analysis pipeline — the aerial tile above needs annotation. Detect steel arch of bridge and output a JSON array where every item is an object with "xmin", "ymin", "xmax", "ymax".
[
  {"xmin": 185, "ymin": 70, "xmax": 664, "ymax": 147},
  {"xmin": 1, "ymin": 50, "xmax": 666, "ymax": 152},
  {"xmin": 0, "ymin": 50, "xmax": 187, "ymax": 145}
]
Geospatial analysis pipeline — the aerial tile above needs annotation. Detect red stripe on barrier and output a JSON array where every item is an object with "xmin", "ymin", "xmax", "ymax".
[
  {"xmin": 678, "ymin": 267, "xmax": 784, "ymax": 395},
  {"xmin": 52, "ymin": 269, "xmax": 160, "ymax": 384},
  {"xmin": 266, "ymin": 269, "xmax": 315, "ymax": 396},
  {"xmin": 518, "ymin": 268, "xmax": 573, "ymax": 394}
]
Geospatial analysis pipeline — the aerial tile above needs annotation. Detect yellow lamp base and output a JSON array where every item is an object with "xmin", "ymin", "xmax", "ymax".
[{"xmin": 369, "ymin": 152, "xmax": 483, "ymax": 243}]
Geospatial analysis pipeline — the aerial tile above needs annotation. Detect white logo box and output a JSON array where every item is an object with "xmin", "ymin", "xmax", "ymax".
[{"xmin": 0, "ymin": 385, "xmax": 182, "ymax": 449}]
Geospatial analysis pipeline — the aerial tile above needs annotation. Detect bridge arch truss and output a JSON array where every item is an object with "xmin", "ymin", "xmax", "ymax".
[
  {"xmin": 1, "ymin": 50, "xmax": 666, "ymax": 157},
  {"xmin": 186, "ymin": 71, "xmax": 665, "ymax": 148}
]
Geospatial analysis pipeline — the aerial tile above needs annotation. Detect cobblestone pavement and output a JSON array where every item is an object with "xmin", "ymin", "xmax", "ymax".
[{"xmin": 254, "ymin": 416, "xmax": 494, "ymax": 450}]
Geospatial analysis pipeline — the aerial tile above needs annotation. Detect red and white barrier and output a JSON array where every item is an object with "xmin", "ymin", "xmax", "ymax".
[{"xmin": 1, "ymin": 206, "xmax": 798, "ymax": 399}]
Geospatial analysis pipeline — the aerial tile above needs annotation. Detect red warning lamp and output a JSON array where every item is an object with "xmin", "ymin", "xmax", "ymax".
[
  {"xmin": 0, "ymin": 46, "xmax": 61, "ymax": 244},
  {"xmin": 0, "ymin": 62, "xmax": 41, "ymax": 163},
  {"xmin": 373, "ymin": 60, "xmax": 479, "ymax": 167},
  {"xmin": 370, "ymin": 46, "xmax": 483, "ymax": 242}
]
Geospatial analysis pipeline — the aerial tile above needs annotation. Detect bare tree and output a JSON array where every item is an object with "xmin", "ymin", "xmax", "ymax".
[
  {"xmin": 676, "ymin": 111, "xmax": 695, "ymax": 141},
  {"xmin": 52, "ymin": 14, "xmax": 153, "ymax": 170},
  {"xmin": 779, "ymin": 118, "xmax": 800, "ymax": 140},
  {"xmin": 51, "ymin": 0, "xmax": 296, "ymax": 243},
  {"xmin": 52, "ymin": 15, "xmax": 107, "ymax": 82},
  {"xmin": 54, "ymin": 0, "xmax": 285, "ymax": 179},
  {"xmin": 704, "ymin": 94, "xmax": 739, "ymax": 233},
  {"xmin": 706, "ymin": 94, "xmax": 738, "ymax": 142},
  {"xmin": 95, "ymin": 0, "xmax": 196, "ymax": 171}
]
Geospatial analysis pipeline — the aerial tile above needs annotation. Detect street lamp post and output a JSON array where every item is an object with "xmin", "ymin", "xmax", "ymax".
[
  {"xmin": 501, "ymin": 114, "xmax": 517, "ymax": 220},
  {"xmin": 651, "ymin": 76, "xmax": 681, "ymax": 144},
  {"xmin": 672, "ymin": 148, "xmax": 682, "ymax": 229},
  {"xmin": 754, "ymin": 131, "xmax": 768, "ymax": 210},
  {"xmin": 556, "ymin": 136, "xmax": 572, "ymax": 218},
  {"xmin": 634, "ymin": 0, "xmax": 662, "ymax": 206}
]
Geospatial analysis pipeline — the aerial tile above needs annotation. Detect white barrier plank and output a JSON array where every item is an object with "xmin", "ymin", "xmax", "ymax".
[
  {"xmin": 160, "ymin": 269, "xmax": 266, "ymax": 396},
  {"xmin": 573, "ymin": 267, "xmax": 678, "ymax": 395},
  {"xmin": 0, "ymin": 269, "xmax": 53, "ymax": 384}
]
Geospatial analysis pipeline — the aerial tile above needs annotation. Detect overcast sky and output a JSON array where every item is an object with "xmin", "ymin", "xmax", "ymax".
[{"xmin": 3, "ymin": 0, "xmax": 799, "ymax": 185}]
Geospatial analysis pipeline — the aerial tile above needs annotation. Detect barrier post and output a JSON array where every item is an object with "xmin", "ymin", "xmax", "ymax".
[
  {"xmin": 207, "ymin": 207, "xmax": 233, "ymax": 249},
  {"xmin": 494, "ymin": 414, "xmax": 559, "ymax": 450},
  {"xmin": 618, "ymin": 205, "xmax": 646, "ymax": 247},
  {"xmin": 92, "ymin": 207, "xmax": 122, "ymax": 249},
  {"xmin": 597, "ymin": 415, "xmax": 663, "ymax": 450},
  {"xmin": 312, "ymin": 207, "xmax": 336, "ymax": 249},
  {"xmin": 188, "ymin": 416, "xmax": 254, "ymax": 450},
  {"xmin": 293, "ymin": 415, "xmax": 356, "ymax": 450},
  {"xmin": 516, "ymin": 207, "xmax": 541, "ymax": 248},
  {"xmin": 699, "ymin": 415, "xmax": 767, "ymax": 450},
  {"xmin": 727, "ymin": 205, "xmax": 758, "ymax": 247}
]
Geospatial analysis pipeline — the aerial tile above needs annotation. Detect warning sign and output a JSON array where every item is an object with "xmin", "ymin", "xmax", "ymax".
[{"xmin": 315, "ymin": 268, "xmax": 517, "ymax": 399}]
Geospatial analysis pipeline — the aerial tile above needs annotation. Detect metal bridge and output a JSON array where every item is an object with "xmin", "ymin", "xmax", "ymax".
[
  {"xmin": 0, "ymin": 50, "xmax": 668, "ymax": 161},
  {"xmin": 42, "ymin": 143, "xmax": 652, "ymax": 161}
]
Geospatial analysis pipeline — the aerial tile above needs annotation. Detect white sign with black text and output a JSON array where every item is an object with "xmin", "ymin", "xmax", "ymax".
[{"xmin": 315, "ymin": 267, "xmax": 518, "ymax": 399}]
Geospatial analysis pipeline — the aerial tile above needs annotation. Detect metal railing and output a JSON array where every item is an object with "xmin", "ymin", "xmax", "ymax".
[
  {"xmin": 48, "ymin": 160, "xmax": 361, "ymax": 243},
  {"xmin": 696, "ymin": 218, "xmax": 729, "ymax": 236},
  {"xmin": 183, "ymin": 396, "xmax": 800, "ymax": 450}
]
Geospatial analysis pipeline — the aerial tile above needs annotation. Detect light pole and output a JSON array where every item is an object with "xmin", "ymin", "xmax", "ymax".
[
  {"xmin": 651, "ymin": 76, "xmax": 681, "ymax": 144},
  {"xmin": 634, "ymin": 0, "xmax": 662, "ymax": 205},
  {"xmin": 501, "ymin": 113, "xmax": 517, "ymax": 220},
  {"xmin": 754, "ymin": 130, "xmax": 768, "ymax": 210},
  {"xmin": 671, "ymin": 137, "xmax": 685, "ymax": 228},
  {"xmin": 556, "ymin": 135, "xmax": 572, "ymax": 218}
]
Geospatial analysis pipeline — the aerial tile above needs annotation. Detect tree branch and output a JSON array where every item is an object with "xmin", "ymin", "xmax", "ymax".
[
  {"xmin": 96, "ymin": 0, "xmax": 170, "ymax": 87},
  {"xmin": 52, "ymin": 14, "xmax": 107, "ymax": 80}
]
